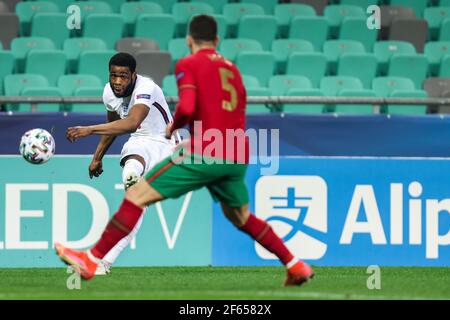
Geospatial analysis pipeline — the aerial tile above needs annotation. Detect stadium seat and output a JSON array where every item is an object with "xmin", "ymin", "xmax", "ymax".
[
  {"xmin": 237, "ymin": 15, "xmax": 278, "ymax": 51},
  {"xmin": 0, "ymin": 1, "xmax": 9, "ymax": 12},
  {"xmin": 440, "ymin": 18, "xmax": 450, "ymax": 41},
  {"xmin": 0, "ymin": 13, "xmax": 19, "ymax": 49},
  {"xmin": 63, "ymin": 38, "xmax": 108, "ymax": 73},
  {"xmin": 138, "ymin": 0, "xmax": 177, "ymax": 14},
  {"xmin": 274, "ymin": 4, "xmax": 316, "ymax": 38},
  {"xmin": 339, "ymin": 0, "xmax": 379, "ymax": 9},
  {"xmin": 372, "ymin": 76, "xmax": 416, "ymax": 97},
  {"xmin": 25, "ymin": 49, "xmax": 66, "ymax": 86},
  {"xmin": 15, "ymin": 1, "xmax": 59, "ymax": 36},
  {"xmin": 320, "ymin": 76, "xmax": 364, "ymax": 97},
  {"xmin": 389, "ymin": 19, "xmax": 428, "ymax": 53},
  {"xmin": 424, "ymin": 42, "xmax": 450, "ymax": 76},
  {"xmin": 390, "ymin": 0, "xmax": 428, "ymax": 18},
  {"xmin": 338, "ymin": 53, "xmax": 378, "ymax": 88},
  {"xmin": 290, "ymin": 0, "xmax": 328, "ymax": 15},
  {"xmin": 43, "ymin": 0, "xmax": 75, "ymax": 11},
  {"xmin": 31, "ymin": 13, "xmax": 69, "ymax": 49},
  {"xmin": 135, "ymin": 14, "xmax": 175, "ymax": 50},
  {"xmin": 286, "ymin": 52, "xmax": 328, "ymax": 88},
  {"xmin": 72, "ymin": 1, "xmax": 113, "ymax": 22},
  {"xmin": 78, "ymin": 50, "xmax": 117, "ymax": 84},
  {"xmin": 172, "ymin": 2, "xmax": 214, "ymax": 37},
  {"xmin": 211, "ymin": 14, "xmax": 228, "ymax": 40},
  {"xmin": 242, "ymin": 75, "xmax": 261, "ymax": 89},
  {"xmin": 219, "ymin": 39, "xmax": 263, "ymax": 62},
  {"xmin": 271, "ymin": 39, "xmax": 315, "ymax": 74},
  {"xmin": 440, "ymin": 54, "xmax": 450, "ymax": 76},
  {"xmin": 289, "ymin": 17, "xmax": 329, "ymax": 51},
  {"xmin": 19, "ymin": 87, "xmax": 63, "ymax": 112},
  {"xmin": 373, "ymin": 41, "xmax": 417, "ymax": 75},
  {"xmin": 324, "ymin": 5, "xmax": 366, "ymax": 38},
  {"xmin": 116, "ymin": 38, "xmax": 159, "ymax": 57},
  {"xmin": 246, "ymin": 87, "xmax": 273, "ymax": 113},
  {"xmin": 120, "ymin": 2, "xmax": 163, "ymax": 36},
  {"xmin": 135, "ymin": 51, "xmax": 171, "ymax": 86},
  {"xmin": 282, "ymin": 88, "xmax": 325, "ymax": 114},
  {"xmin": 424, "ymin": 7, "xmax": 450, "ymax": 40},
  {"xmin": 423, "ymin": 77, "xmax": 450, "ymax": 113},
  {"xmin": 162, "ymin": 74, "xmax": 177, "ymax": 97},
  {"xmin": 194, "ymin": 0, "xmax": 228, "ymax": 14},
  {"xmin": 236, "ymin": 51, "xmax": 275, "ymax": 87},
  {"xmin": 388, "ymin": 54, "xmax": 428, "ymax": 89},
  {"xmin": 104, "ymin": 0, "xmax": 127, "ymax": 13},
  {"xmin": 323, "ymin": 40, "xmax": 366, "ymax": 74},
  {"xmin": 223, "ymin": 3, "xmax": 265, "ymax": 37},
  {"xmin": 0, "ymin": 51, "xmax": 15, "ymax": 95},
  {"xmin": 3, "ymin": 0, "xmax": 20, "ymax": 11},
  {"xmin": 57, "ymin": 74, "xmax": 103, "ymax": 96},
  {"xmin": 241, "ymin": 0, "xmax": 278, "ymax": 14},
  {"xmin": 269, "ymin": 75, "xmax": 312, "ymax": 96},
  {"xmin": 71, "ymin": 87, "xmax": 105, "ymax": 112},
  {"xmin": 168, "ymin": 38, "xmax": 189, "ymax": 72},
  {"xmin": 339, "ymin": 18, "xmax": 378, "ymax": 51},
  {"xmin": 11, "ymin": 37, "xmax": 56, "ymax": 72},
  {"xmin": 84, "ymin": 14, "xmax": 125, "ymax": 49},
  {"xmin": 4, "ymin": 74, "xmax": 49, "ymax": 111},
  {"xmin": 384, "ymin": 90, "xmax": 428, "ymax": 115},
  {"xmin": 379, "ymin": 5, "xmax": 416, "ymax": 40},
  {"xmin": 335, "ymin": 89, "xmax": 376, "ymax": 114},
  {"xmin": 440, "ymin": 0, "xmax": 450, "ymax": 6}
]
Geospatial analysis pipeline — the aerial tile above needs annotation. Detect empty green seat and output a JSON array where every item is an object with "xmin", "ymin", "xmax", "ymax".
[
  {"xmin": 324, "ymin": 5, "xmax": 365, "ymax": 38},
  {"xmin": 71, "ymin": 87, "xmax": 105, "ymax": 112},
  {"xmin": 274, "ymin": 4, "xmax": 316, "ymax": 37},
  {"xmin": 78, "ymin": 50, "xmax": 117, "ymax": 84},
  {"xmin": 388, "ymin": 54, "xmax": 428, "ymax": 89},
  {"xmin": 135, "ymin": 14, "xmax": 175, "ymax": 50},
  {"xmin": 242, "ymin": 75, "xmax": 260, "ymax": 89},
  {"xmin": 83, "ymin": 14, "xmax": 125, "ymax": 49},
  {"xmin": 11, "ymin": 36, "xmax": 55, "ymax": 72},
  {"xmin": 286, "ymin": 53, "xmax": 327, "ymax": 88},
  {"xmin": 71, "ymin": 1, "xmax": 113, "ymax": 22},
  {"xmin": 323, "ymin": 40, "xmax": 366, "ymax": 74},
  {"xmin": 320, "ymin": 76, "xmax": 364, "ymax": 97},
  {"xmin": 340, "ymin": 18, "xmax": 378, "ymax": 51},
  {"xmin": 211, "ymin": 14, "xmax": 228, "ymax": 40},
  {"xmin": 58, "ymin": 74, "xmax": 102, "ymax": 96},
  {"xmin": 391, "ymin": 0, "xmax": 428, "ymax": 18},
  {"xmin": 338, "ymin": 53, "xmax": 378, "ymax": 88},
  {"xmin": 31, "ymin": 13, "xmax": 69, "ymax": 49},
  {"xmin": 241, "ymin": 0, "xmax": 278, "ymax": 14},
  {"xmin": 25, "ymin": 49, "xmax": 66, "ymax": 86},
  {"xmin": 373, "ymin": 41, "xmax": 416, "ymax": 75},
  {"xmin": 16, "ymin": 1, "xmax": 59, "ymax": 36},
  {"xmin": 335, "ymin": 89, "xmax": 376, "ymax": 114},
  {"xmin": 168, "ymin": 38, "xmax": 189, "ymax": 72},
  {"xmin": 172, "ymin": 2, "xmax": 214, "ymax": 36},
  {"xmin": 424, "ymin": 7, "xmax": 450, "ymax": 40},
  {"xmin": 237, "ymin": 15, "xmax": 277, "ymax": 50},
  {"xmin": 105, "ymin": 0, "xmax": 127, "ymax": 13},
  {"xmin": 193, "ymin": 0, "xmax": 228, "ymax": 14},
  {"xmin": 138, "ymin": 0, "xmax": 177, "ymax": 13},
  {"xmin": 63, "ymin": 37, "xmax": 107, "ymax": 73},
  {"xmin": 223, "ymin": 3, "xmax": 265, "ymax": 37},
  {"xmin": 282, "ymin": 89, "xmax": 325, "ymax": 114},
  {"xmin": 440, "ymin": 55, "xmax": 450, "ymax": 77},
  {"xmin": 372, "ymin": 77, "xmax": 416, "ymax": 97},
  {"xmin": 19, "ymin": 87, "xmax": 63, "ymax": 112},
  {"xmin": 0, "ymin": 51, "xmax": 15, "ymax": 95},
  {"xmin": 236, "ymin": 52, "xmax": 275, "ymax": 87},
  {"xmin": 424, "ymin": 42, "xmax": 450, "ymax": 76},
  {"xmin": 43, "ymin": 0, "xmax": 74, "ymax": 11},
  {"xmin": 440, "ymin": 18, "xmax": 450, "ymax": 41},
  {"xmin": 162, "ymin": 74, "xmax": 177, "ymax": 97},
  {"xmin": 289, "ymin": 16, "xmax": 328, "ymax": 51},
  {"xmin": 120, "ymin": 2, "xmax": 163, "ymax": 36},
  {"xmin": 272, "ymin": 39, "xmax": 315, "ymax": 74},
  {"xmin": 4, "ymin": 74, "xmax": 49, "ymax": 111},
  {"xmin": 246, "ymin": 87, "xmax": 273, "ymax": 113},
  {"xmin": 219, "ymin": 39, "xmax": 263, "ymax": 62},
  {"xmin": 339, "ymin": 0, "xmax": 380, "ymax": 9},
  {"xmin": 384, "ymin": 90, "xmax": 428, "ymax": 115},
  {"xmin": 269, "ymin": 75, "xmax": 312, "ymax": 96}
]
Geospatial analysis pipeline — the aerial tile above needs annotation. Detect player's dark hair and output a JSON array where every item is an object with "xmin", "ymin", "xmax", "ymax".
[
  {"xmin": 188, "ymin": 14, "xmax": 217, "ymax": 42},
  {"xmin": 109, "ymin": 52, "xmax": 136, "ymax": 73}
]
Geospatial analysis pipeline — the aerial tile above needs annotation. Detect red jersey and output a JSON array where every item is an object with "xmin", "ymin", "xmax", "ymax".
[{"xmin": 172, "ymin": 48, "xmax": 249, "ymax": 163}]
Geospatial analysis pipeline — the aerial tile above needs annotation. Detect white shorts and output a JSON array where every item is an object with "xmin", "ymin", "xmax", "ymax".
[{"xmin": 120, "ymin": 136, "xmax": 175, "ymax": 174}]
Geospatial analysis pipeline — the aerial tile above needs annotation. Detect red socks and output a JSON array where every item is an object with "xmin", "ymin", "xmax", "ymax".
[
  {"xmin": 240, "ymin": 214, "xmax": 295, "ymax": 265},
  {"xmin": 91, "ymin": 199, "xmax": 143, "ymax": 259}
]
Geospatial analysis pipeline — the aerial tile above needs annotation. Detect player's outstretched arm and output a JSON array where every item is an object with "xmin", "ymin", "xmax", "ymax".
[{"xmin": 66, "ymin": 105, "xmax": 149, "ymax": 142}]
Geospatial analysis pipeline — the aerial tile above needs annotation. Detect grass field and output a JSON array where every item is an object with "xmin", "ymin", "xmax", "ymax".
[{"xmin": 0, "ymin": 266, "xmax": 448, "ymax": 300}]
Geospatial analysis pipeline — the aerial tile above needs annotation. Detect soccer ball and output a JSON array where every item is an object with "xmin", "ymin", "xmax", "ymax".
[{"xmin": 19, "ymin": 128, "xmax": 55, "ymax": 164}]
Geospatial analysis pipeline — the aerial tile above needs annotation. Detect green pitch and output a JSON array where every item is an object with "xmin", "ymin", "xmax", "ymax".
[{"xmin": 0, "ymin": 267, "xmax": 448, "ymax": 300}]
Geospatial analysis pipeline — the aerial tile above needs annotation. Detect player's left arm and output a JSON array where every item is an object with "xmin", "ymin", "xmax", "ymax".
[{"xmin": 66, "ymin": 104, "xmax": 149, "ymax": 142}]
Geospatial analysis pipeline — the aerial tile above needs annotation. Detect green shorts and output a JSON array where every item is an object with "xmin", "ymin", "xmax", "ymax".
[{"xmin": 144, "ymin": 149, "xmax": 249, "ymax": 208}]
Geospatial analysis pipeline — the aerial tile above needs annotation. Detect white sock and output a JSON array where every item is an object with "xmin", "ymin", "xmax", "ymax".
[
  {"xmin": 102, "ymin": 212, "xmax": 145, "ymax": 265},
  {"xmin": 122, "ymin": 158, "xmax": 144, "ymax": 183}
]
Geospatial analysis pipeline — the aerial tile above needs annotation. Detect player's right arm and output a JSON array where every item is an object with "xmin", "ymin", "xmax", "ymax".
[{"xmin": 89, "ymin": 111, "xmax": 120, "ymax": 178}]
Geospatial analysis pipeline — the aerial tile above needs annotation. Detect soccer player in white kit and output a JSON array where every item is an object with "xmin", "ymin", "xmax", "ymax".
[{"xmin": 66, "ymin": 53, "xmax": 177, "ymax": 275}]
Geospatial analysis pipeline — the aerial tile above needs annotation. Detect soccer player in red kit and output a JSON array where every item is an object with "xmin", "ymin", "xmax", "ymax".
[{"xmin": 56, "ymin": 14, "xmax": 314, "ymax": 286}]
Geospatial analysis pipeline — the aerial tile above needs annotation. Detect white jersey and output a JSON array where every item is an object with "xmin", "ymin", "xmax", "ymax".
[{"xmin": 102, "ymin": 75, "xmax": 175, "ymax": 144}]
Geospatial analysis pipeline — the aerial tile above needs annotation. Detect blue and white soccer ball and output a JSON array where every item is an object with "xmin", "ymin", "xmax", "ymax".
[{"xmin": 19, "ymin": 128, "xmax": 55, "ymax": 164}]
